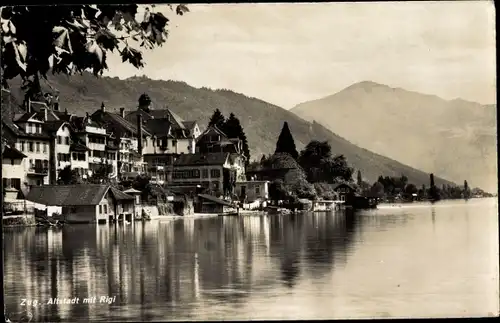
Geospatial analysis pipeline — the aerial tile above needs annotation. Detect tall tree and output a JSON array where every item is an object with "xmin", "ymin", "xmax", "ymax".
[
  {"xmin": 463, "ymin": 180, "xmax": 470, "ymax": 199},
  {"xmin": 0, "ymin": 4, "xmax": 189, "ymax": 96},
  {"xmin": 138, "ymin": 93, "xmax": 151, "ymax": 112},
  {"xmin": 223, "ymin": 113, "xmax": 250, "ymax": 164},
  {"xmin": 356, "ymin": 170, "xmax": 362, "ymax": 186},
  {"xmin": 275, "ymin": 121, "xmax": 299, "ymax": 160},
  {"xmin": 208, "ymin": 108, "xmax": 226, "ymax": 130},
  {"xmin": 298, "ymin": 140, "xmax": 353, "ymax": 184},
  {"xmin": 428, "ymin": 173, "xmax": 440, "ymax": 201}
]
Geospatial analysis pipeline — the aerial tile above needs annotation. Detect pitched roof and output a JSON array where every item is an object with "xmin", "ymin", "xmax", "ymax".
[
  {"xmin": 26, "ymin": 184, "xmax": 134, "ymax": 206},
  {"xmin": 198, "ymin": 194, "xmax": 234, "ymax": 207},
  {"xmin": 144, "ymin": 118, "xmax": 173, "ymax": 137},
  {"xmin": 2, "ymin": 145, "xmax": 26, "ymax": 159},
  {"xmin": 164, "ymin": 109, "xmax": 185, "ymax": 129},
  {"xmin": 182, "ymin": 121, "xmax": 197, "ymax": 131},
  {"xmin": 196, "ymin": 125, "xmax": 229, "ymax": 143},
  {"xmin": 92, "ymin": 110, "xmax": 151, "ymax": 137},
  {"xmin": 43, "ymin": 120, "xmax": 67, "ymax": 135},
  {"xmin": 15, "ymin": 111, "xmax": 40, "ymax": 122},
  {"xmin": 2, "ymin": 119, "xmax": 51, "ymax": 140},
  {"xmin": 29, "ymin": 101, "xmax": 49, "ymax": 112},
  {"xmin": 173, "ymin": 152, "xmax": 229, "ymax": 166},
  {"xmin": 26, "ymin": 184, "xmax": 110, "ymax": 206},
  {"xmin": 110, "ymin": 187, "xmax": 135, "ymax": 200},
  {"xmin": 34, "ymin": 109, "xmax": 60, "ymax": 121}
]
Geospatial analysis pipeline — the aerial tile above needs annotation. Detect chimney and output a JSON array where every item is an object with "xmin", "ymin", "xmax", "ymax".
[
  {"xmin": 40, "ymin": 108, "xmax": 48, "ymax": 121},
  {"xmin": 27, "ymin": 98, "xmax": 32, "ymax": 113},
  {"xmin": 137, "ymin": 114, "xmax": 143, "ymax": 154},
  {"xmin": 53, "ymin": 95, "xmax": 59, "ymax": 111},
  {"xmin": 101, "ymin": 102, "xmax": 106, "ymax": 112},
  {"xmin": 120, "ymin": 108, "xmax": 125, "ymax": 118}
]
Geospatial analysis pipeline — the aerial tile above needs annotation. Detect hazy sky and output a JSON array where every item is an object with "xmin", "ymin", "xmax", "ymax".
[{"xmin": 104, "ymin": 1, "xmax": 496, "ymax": 109}]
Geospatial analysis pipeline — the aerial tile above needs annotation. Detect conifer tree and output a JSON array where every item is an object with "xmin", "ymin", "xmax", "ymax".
[
  {"xmin": 223, "ymin": 113, "xmax": 250, "ymax": 164},
  {"xmin": 357, "ymin": 170, "xmax": 362, "ymax": 186},
  {"xmin": 275, "ymin": 121, "xmax": 299, "ymax": 160},
  {"xmin": 208, "ymin": 109, "xmax": 226, "ymax": 130}
]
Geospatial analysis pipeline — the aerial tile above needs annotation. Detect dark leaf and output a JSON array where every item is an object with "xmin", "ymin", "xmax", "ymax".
[
  {"xmin": 95, "ymin": 29, "xmax": 118, "ymax": 51},
  {"xmin": 176, "ymin": 4, "xmax": 189, "ymax": 16}
]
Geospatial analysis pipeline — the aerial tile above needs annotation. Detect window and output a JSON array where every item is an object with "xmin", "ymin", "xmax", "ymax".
[
  {"xmin": 42, "ymin": 143, "xmax": 47, "ymax": 153},
  {"xmin": 36, "ymin": 142, "xmax": 40, "ymax": 152},
  {"xmin": 57, "ymin": 136, "xmax": 62, "ymax": 144},
  {"xmin": 65, "ymin": 137, "xmax": 70, "ymax": 145},
  {"xmin": 20, "ymin": 141, "xmax": 25, "ymax": 152},
  {"xmin": 256, "ymin": 186, "xmax": 260, "ymax": 195},
  {"xmin": 28, "ymin": 142, "xmax": 34, "ymax": 152},
  {"xmin": 210, "ymin": 169, "xmax": 221, "ymax": 178},
  {"xmin": 202, "ymin": 169, "xmax": 209, "ymax": 178},
  {"xmin": 99, "ymin": 205, "xmax": 102, "ymax": 214},
  {"xmin": 340, "ymin": 195, "xmax": 346, "ymax": 202},
  {"xmin": 103, "ymin": 205, "xmax": 108, "ymax": 214}
]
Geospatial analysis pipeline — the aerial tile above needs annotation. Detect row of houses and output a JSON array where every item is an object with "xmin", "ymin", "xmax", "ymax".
[{"xmin": 2, "ymin": 89, "xmax": 269, "ymax": 209}]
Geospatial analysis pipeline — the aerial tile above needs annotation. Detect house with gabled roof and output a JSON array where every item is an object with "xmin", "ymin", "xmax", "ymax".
[
  {"xmin": 2, "ymin": 143, "xmax": 27, "ymax": 198},
  {"xmin": 26, "ymin": 184, "xmax": 135, "ymax": 223},
  {"xmin": 195, "ymin": 124, "xmax": 243, "ymax": 156},
  {"xmin": 2, "ymin": 112, "xmax": 52, "ymax": 192},
  {"xmin": 91, "ymin": 103, "xmax": 150, "ymax": 176},
  {"xmin": 171, "ymin": 152, "xmax": 246, "ymax": 197}
]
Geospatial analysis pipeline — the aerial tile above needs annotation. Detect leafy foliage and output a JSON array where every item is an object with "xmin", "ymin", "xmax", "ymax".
[
  {"xmin": 0, "ymin": 4, "xmax": 188, "ymax": 97},
  {"xmin": 298, "ymin": 140, "xmax": 354, "ymax": 184},
  {"xmin": 57, "ymin": 165, "xmax": 82, "ymax": 184},
  {"xmin": 88, "ymin": 160, "xmax": 113, "ymax": 184},
  {"xmin": 275, "ymin": 121, "xmax": 298, "ymax": 160}
]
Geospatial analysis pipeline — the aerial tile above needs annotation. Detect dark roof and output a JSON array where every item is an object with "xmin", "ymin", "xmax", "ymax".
[
  {"xmin": 26, "ymin": 184, "xmax": 134, "ymax": 205},
  {"xmin": 182, "ymin": 121, "xmax": 197, "ymax": 130},
  {"xmin": 29, "ymin": 101, "xmax": 49, "ymax": 112},
  {"xmin": 2, "ymin": 145, "xmax": 26, "ymax": 159},
  {"xmin": 144, "ymin": 118, "xmax": 173, "ymax": 137},
  {"xmin": 2, "ymin": 119, "xmax": 51, "ymax": 140},
  {"xmin": 15, "ymin": 111, "xmax": 40, "ymax": 122},
  {"xmin": 34, "ymin": 109, "xmax": 60, "ymax": 121},
  {"xmin": 26, "ymin": 184, "xmax": 110, "ymax": 206},
  {"xmin": 92, "ymin": 110, "xmax": 151, "ymax": 137},
  {"xmin": 173, "ymin": 152, "xmax": 229, "ymax": 166},
  {"xmin": 110, "ymin": 187, "xmax": 135, "ymax": 200},
  {"xmin": 196, "ymin": 125, "xmax": 230, "ymax": 143},
  {"xmin": 198, "ymin": 194, "xmax": 234, "ymax": 207},
  {"xmin": 43, "ymin": 120, "xmax": 67, "ymax": 135}
]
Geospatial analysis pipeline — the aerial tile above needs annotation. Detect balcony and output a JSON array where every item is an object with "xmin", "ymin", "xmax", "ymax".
[{"xmin": 27, "ymin": 167, "xmax": 48, "ymax": 176}]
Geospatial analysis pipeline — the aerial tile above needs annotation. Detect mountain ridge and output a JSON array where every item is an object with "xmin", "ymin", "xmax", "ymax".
[
  {"xmin": 291, "ymin": 81, "xmax": 497, "ymax": 192},
  {"xmin": 4, "ymin": 73, "xmax": 457, "ymax": 188}
]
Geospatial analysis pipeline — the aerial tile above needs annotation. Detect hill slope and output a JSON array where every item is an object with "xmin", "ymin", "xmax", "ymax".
[
  {"xmin": 5, "ymin": 74, "xmax": 454, "ymax": 187},
  {"xmin": 291, "ymin": 81, "xmax": 497, "ymax": 193}
]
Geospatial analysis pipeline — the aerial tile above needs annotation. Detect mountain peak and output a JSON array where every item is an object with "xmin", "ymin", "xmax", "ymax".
[{"xmin": 346, "ymin": 80, "xmax": 390, "ymax": 91}]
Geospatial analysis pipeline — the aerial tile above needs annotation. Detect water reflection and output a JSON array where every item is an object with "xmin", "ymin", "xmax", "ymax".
[{"xmin": 3, "ymin": 199, "xmax": 498, "ymax": 320}]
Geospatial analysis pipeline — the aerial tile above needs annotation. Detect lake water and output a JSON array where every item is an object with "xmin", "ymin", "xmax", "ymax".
[{"xmin": 3, "ymin": 198, "xmax": 499, "ymax": 321}]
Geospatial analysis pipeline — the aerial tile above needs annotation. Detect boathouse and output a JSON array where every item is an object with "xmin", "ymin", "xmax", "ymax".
[
  {"xmin": 26, "ymin": 184, "xmax": 135, "ymax": 223},
  {"xmin": 196, "ymin": 193, "xmax": 236, "ymax": 214},
  {"xmin": 332, "ymin": 183, "xmax": 356, "ymax": 206}
]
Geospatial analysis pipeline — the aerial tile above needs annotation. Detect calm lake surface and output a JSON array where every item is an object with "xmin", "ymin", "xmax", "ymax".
[{"xmin": 3, "ymin": 198, "xmax": 499, "ymax": 321}]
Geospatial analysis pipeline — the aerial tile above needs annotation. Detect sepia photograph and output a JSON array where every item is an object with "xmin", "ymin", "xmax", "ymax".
[{"xmin": 1, "ymin": 1, "xmax": 498, "ymax": 321}]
